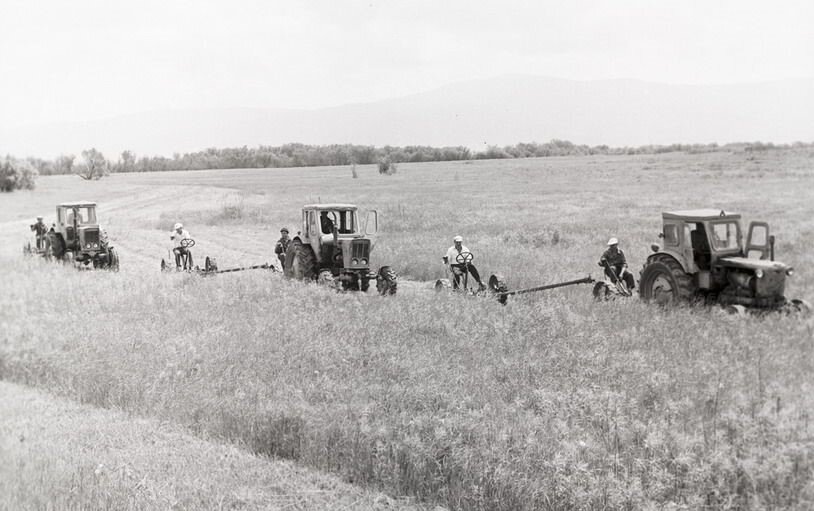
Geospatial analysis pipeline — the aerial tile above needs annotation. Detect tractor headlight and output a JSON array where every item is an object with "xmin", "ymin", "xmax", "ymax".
[
  {"xmin": 93, "ymin": 243, "xmax": 99, "ymax": 248},
  {"xmin": 361, "ymin": 259, "xmax": 367, "ymax": 265},
  {"xmin": 786, "ymin": 268, "xmax": 794, "ymax": 276},
  {"xmin": 352, "ymin": 258, "xmax": 358, "ymax": 265},
  {"xmin": 755, "ymin": 269, "xmax": 764, "ymax": 279},
  {"xmin": 85, "ymin": 243, "xmax": 91, "ymax": 249}
]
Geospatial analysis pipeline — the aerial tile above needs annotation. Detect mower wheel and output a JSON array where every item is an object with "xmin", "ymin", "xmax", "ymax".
[
  {"xmin": 107, "ymin": 247, "xmax": 120, "ymax": 272},
  {"xmin": 592, "ymin": 281, "xmax": 612, "ymax": 301},
  {"xmin": 639, "ymin": 255, "xmax": 694, "ymax": 304},
  {"xmin": 205, "ymin": 257, "xmax": 218, "ymax": 273},
  {"xmin": 787, "ymin": 299, "xmax": 812, "ymax": 315}
]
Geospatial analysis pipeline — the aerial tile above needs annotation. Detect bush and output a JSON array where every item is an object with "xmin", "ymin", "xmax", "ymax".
[
  {"xmin": 378, "ymin": 157, "xmax": 397, "ymax": 175},
  {"xmin": 0, "ymin": 157, "xmax": 38, "ymax": 192}
]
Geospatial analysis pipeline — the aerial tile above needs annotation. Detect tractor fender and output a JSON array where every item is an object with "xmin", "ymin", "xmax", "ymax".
[{"xmin": 643, "ymin": 249, "xmax": 691, "ymax": 274}]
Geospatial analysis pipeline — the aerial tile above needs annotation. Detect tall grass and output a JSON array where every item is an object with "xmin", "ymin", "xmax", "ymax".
[
  {"xmin": 1, "ymin": 255, "xmax": 813, "ymax": 509},
  {"xmin": 2, "ymin": 150, "xmax": 814, "ymax": 509}
]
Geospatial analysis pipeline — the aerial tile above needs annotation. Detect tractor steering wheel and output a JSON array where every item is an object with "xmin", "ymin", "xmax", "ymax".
[
  {"xmin": 180, "ymin": 238, "xmax": 196, "ymax": 248},
  {"xmin": 455, "ymin": 251, "xmax": 473, "ymax": 265}
]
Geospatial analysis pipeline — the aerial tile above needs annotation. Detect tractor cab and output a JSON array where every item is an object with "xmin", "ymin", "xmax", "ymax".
[
  {"xmin": 55, "ymin": 201, "xmax": 101, "ymax": 251},
  {"xmin": 46, "ymin": 201, "xmax": 118, "ymax": 270},
  {"xmin": 299, "ymin": 204, "xmax": 378, "ymax": 272},
  {"xmin": 642, "ymin": 209, "xmax": 795, "ymax": 309}
]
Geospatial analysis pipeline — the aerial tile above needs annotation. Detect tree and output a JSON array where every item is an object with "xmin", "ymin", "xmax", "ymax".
[
  {"xmin": 54, "ymin": 154, "xmax": 75, "ymax": 175},
  {"xmin": 77, "ymin": 148, "xmax": 109, "ymax": 180},
  {"xmin": 377, "ymin": 156, "xmax": 397, "ymax": 175},
  {"xmin": 0, "ymin": 157, "xmax": 38, "ymax": 192},
  {"xmin": 117, "ymin": 150, "xmax": 136, "ymax": 173}
]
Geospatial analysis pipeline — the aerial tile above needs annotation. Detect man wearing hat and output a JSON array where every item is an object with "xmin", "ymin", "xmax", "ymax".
[
  {"xmin": 443, "ymin": 235, "xmax": 485, "ymax": 291},
  {"xmin": 599, "ymin": 237, "xmax": 635, "ymax": 290},
  {"xmin": 170, "ymin": 222, "xmax": 193, "ymax": 270},
  {"xmin": 30, "ymin": 215, "xmax": 48, "ymax": 249},
  {"xmin": 274, "ymin": 227, "xmax": 291, "ymax": 270}
]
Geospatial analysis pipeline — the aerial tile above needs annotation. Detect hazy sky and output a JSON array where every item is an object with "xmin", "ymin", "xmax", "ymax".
[{"xmin": 2, "ymin": 0, "xmax": 813, "ymax": 128}]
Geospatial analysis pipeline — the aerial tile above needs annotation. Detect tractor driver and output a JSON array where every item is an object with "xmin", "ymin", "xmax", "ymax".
[
  {"xmin": 599, "ymin": 237, "xmax": 635, "ymax": 290},
  {"xmin": 170, "ymin": 222, "xmax": 193, "ymax": 270},
  {"xmin": 30, "ymin": 216, "xmax": 48, "ymax": 249},
  {"xmin": 274, "ymin": 227, "xmax": 291, "ymax": 269},
  {"xmin": 443, "ymin": 235, "xmax": 486, "ymax": 291},
  {"xmin": 320, "ymin": 212, "xmax": 335, "ymax": 234}
]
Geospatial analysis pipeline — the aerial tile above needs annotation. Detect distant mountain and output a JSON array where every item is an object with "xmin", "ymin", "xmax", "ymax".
[{"xmin": 3, "ymin": 75, "xmax": 813, "ymax": 159}]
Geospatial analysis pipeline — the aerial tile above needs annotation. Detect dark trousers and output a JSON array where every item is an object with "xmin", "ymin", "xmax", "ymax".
[
  {"xmin": 277, "ymin": 253, "xmax": 286, "ymax": 269},
  {"xmin": 605, "ymin": 265, "xmax": 635, "ymax": 289},
  {"xmin": 451, "ymin": 263, "xmax": 482, "ymax": 289},
  {"xmin": 174, "ymin": 247, "xmax": 192, "ymax": 269}
]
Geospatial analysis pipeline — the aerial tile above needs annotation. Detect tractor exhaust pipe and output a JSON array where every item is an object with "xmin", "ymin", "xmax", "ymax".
[{"xmin": 769, "ymin": 235, "xmax": 775, "ymax": 261}]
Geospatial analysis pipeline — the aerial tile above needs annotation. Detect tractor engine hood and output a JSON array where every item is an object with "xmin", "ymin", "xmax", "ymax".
[{"xmin": 719, "ymin": 257, "xmax": 790, "ymax": 272}]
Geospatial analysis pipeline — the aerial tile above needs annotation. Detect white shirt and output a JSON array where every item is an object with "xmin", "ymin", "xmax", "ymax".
[
  {"xmin": 445, "ymin": 244, "xmax": 472, "ymax": 265},
  {"xmin": 171, "ymin": 229, "xmax": 192, "ymax": 248}
]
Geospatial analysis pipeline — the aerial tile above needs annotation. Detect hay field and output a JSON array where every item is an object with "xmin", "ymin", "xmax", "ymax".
[{"xmin": 1, "ymin": 150, "xmax": 814, "ymax": 510}]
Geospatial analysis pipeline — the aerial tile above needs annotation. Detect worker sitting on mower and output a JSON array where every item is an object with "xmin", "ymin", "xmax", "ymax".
[
  {"xmin": 170, "ymin": 222, "xmax": 194, "ymax": 270},
  {"xmin": 30, "ymin": 216, "xmax": 48, "ymax": 249},
  {"xmin": 599, "ymin": 237, "xmax": 635, "ymax": 290},
  {"xmin": 274, "ymin": 227, "xmax": 291, "ymax": 269},
  {"xmin": 443, "ymin": 235, "xmax": 486, "ymax": 291}
]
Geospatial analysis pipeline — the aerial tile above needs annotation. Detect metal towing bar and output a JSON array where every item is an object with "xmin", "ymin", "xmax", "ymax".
[
  {"xmin": 491, "ymin": 275, "xmax": 595, "ymax": 304},
  {"xmin": 196, "ymin": 257, "xmax": 279, "ymax": 276}
]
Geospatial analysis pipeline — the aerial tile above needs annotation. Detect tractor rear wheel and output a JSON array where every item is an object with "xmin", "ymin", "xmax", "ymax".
[
  {"xmin": 49, "ymin": 234, "xmax": 66, "ymax": 260},
  {"xmin": 107, "ymin": 247, "xmax": 120, "ymax": 272},
  {"xmin": 285, "ymin": 239, "xmax": 317, "ymax": 281},
  {"xmin": 639, "ymin": 255, "xmax": 694, "ymax": 304}
]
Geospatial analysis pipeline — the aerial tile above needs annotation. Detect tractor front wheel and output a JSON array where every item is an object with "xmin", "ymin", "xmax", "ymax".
[
  {"xmin": 284, "ymin": 239, "xmax": 317, "ymax": 281},
  {"xmin": 107, "ymin": 247, "xmax": 120, "ymax": 272},
  {"xmin": 639, "ymin": 255, "xmax": 694, "ymax": 305}
]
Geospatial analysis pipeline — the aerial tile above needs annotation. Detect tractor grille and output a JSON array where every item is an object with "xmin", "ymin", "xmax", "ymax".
[
  {"xmin": 351, "ymin": 240, "xmax": 370, "ymax": 260},
  {"xmin": 83, "ymin": 229, "xmax": 100, "ymax": 244}
]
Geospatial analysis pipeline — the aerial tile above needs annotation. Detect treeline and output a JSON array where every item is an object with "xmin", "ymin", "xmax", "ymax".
[{"xmin": 17, "ymin": 140, "xmax": 814, "ymax": 178}]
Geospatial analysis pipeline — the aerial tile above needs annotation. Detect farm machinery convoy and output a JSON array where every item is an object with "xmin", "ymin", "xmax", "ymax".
[{"xmin": 22, "ymin": 202, "xmax": 810, "ymax": 313}]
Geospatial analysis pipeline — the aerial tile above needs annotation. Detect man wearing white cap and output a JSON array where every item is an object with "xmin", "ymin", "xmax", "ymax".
[
  {"xmin": 170, "ymin": 222, "xmax": 193, "ymax": 270},
  {"xmin": 598, "ymin": 237, "xmax": 635, "ymax": 290},
  {"xmin": 443, "ymin": 235, "xmax": 485, "ymax": 290}
]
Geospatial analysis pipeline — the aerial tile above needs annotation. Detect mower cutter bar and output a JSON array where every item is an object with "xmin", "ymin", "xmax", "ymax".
[{"xmin": 498, "ymin": 276, "xmax": 595, "ymax": 297}]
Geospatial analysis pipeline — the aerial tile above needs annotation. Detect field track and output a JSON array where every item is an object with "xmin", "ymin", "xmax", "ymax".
[{"xmin": 0, "ymin": 381, "xmax": 422, "ymax": 510}]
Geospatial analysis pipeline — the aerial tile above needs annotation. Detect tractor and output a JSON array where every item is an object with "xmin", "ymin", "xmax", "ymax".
[
  {"xmin": 639, "ymin": 209, "xmax": 808, "ymax": 313},
  {"xmin": 46, "ymin": 201, "xmax": 119, "ymax": 271},
  {"xmin": 283, "ymin": 204, "xmax": 397, "ymax": 294}
]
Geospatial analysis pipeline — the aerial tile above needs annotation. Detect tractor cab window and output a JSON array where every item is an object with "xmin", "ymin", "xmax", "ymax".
[
  {"xmin": 686, "ymin": 222, "xmax": 711, "ymax": 270},
  {"xmin": 663, "ymin": 224, "xmax": 679, "ymax": 246},
  {"xmin": 64, "ymin": 207, "xmax": 96, "ymax": 225},
  {"xmin": 710, "ymin": 221, "xmax": 739, "ymax": 251},
  {"xmin": 320, "ymin": 210, "xmax": 356, "ymax": 234},
  {"xmin": 320, "ymin": 212, "xmax": 336, "ymax": 234}
]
